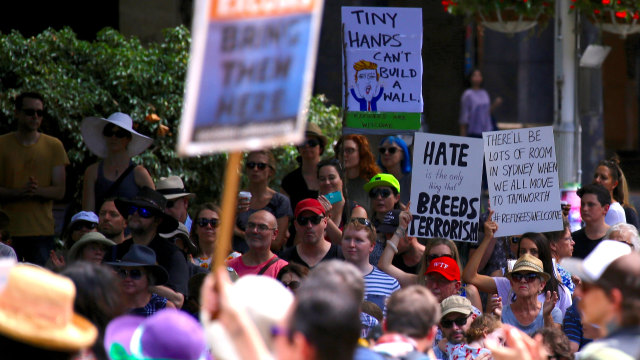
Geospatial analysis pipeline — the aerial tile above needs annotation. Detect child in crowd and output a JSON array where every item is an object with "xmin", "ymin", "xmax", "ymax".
[{"xmin": 447, "ymin": 314, "xmax": 505, "ymax": 360}]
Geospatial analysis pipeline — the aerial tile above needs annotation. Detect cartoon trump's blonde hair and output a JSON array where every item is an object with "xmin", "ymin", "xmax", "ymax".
[{"xmin": 353, "ymin": 60, "xmax": 379, "ymax": 82}]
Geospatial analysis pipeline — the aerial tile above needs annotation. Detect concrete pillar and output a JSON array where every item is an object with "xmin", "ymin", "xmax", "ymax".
[{"xmin": 553, "ymin": 0, "xmax": 580, "ymax": 186}]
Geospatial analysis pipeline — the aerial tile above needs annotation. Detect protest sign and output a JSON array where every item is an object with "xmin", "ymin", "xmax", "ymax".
[
  {"xmin": 483, "ymin": 126, "xmax": 564, "ymax": 237},
  {"xmin": 409, "ymin": 133, "xmax": 484, "ymax": 242},
  {"xmin": 342, "ymin": 6, "xmax": 422, "ymax": 133},
  {"xmin": 178, "ymin": 0, "xmax": 324, "ymax": 155}
]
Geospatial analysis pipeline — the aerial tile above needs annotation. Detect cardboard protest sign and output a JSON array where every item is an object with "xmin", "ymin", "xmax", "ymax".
[
  {"xmin": 410, "ymin": 133, "xmax": 484, "ymax": 242},
  {"xmin": 178, "ymin": 0, "xmax": 324, "ymax": 155},
  {"xmin": 342, "ymin": 6, "xmax": 422, "ymax": 132},
  {"xmin": 483, "ymin": 126, "xmax": 564, "ymax": 237}
]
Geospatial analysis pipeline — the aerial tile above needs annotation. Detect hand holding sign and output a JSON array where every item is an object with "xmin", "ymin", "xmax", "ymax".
[{"xmin": 483, "ymin": 209, "xmax": 498, "ymax": 240}]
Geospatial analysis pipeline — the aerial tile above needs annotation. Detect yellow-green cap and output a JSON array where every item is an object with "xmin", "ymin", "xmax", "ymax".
[{"xmin": 363, "ymin": 173, "xmax": 400, "ymax": 194}]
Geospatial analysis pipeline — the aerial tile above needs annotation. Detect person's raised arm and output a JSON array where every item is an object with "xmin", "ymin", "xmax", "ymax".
[
  {"xmin": 377, "ymin": 210, "xmax": 417, "ymax": 287},
  {"xmin": 133, "ymin": 165, "xmax": 155, "ymax": 189},
  {"xmin": 462, "ymin": 209, "xmax": 499, "ymax": 294},
  {"xmin": 82, "ymin": 164, "xmax": 97, "ymax": 211}
]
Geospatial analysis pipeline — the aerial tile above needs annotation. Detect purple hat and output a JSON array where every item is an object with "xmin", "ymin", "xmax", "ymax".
[{"xmin": 104, "ymin": 309, "xmax": 210, "ymax": 360}]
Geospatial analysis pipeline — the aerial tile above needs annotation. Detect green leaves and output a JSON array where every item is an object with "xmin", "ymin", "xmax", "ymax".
[{"xmin": 0, "ymin": 26, "xmax": 342, "ymax": 207}]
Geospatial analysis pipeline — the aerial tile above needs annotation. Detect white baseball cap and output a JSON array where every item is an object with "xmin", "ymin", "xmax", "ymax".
[{"xmin": 560, "ymin": 240, "xmax": 632, "ymax": 283}]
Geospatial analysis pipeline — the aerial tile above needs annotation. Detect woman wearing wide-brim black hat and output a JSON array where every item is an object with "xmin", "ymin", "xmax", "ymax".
[
  {"xmin": 80, "ymin": 112, "xmax": 156, "ymax": 213},
  {"xmin": 104, "ymin": 244, "xmax": 175, "ymax": 316}
]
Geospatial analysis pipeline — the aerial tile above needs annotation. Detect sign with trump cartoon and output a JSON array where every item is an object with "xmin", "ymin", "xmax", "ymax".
[{"xmin": 342, "ymin": 6, "xmax": 422, "ymax": 132}]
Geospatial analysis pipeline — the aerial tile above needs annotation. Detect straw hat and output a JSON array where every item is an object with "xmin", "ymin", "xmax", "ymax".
[
  {"xmin": 81, "ymin": 112, "xmax": 153, "ymax": 158},
  {"xmin": 156, "ymin": 176, "xmax": 195, "ymax": 200},
  {"xmin": 0, "ymin": 263, "xmax": 97, "ymax": 351},
  {"xmin": 67, "ymin": 232, "xmax": 116, "ymax": 262},
  {"xmin": 506, "ymin": 254, "xmax": 550, "ymax": 282}
]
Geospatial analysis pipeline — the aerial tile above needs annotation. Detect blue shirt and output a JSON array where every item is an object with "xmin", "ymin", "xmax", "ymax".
[{"xmin": 501, "ymin": 303, "xmax": 562, "ymax": 336}]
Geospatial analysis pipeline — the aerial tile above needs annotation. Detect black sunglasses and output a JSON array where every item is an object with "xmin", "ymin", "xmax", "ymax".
[
  {"xmin": 426, "ymin": 253, "xmax": 454, "ymax": 263},
  {"xmin": 21, "ymin": 108, "xmax": 44, "ymax": 117},
  {"xmin": 246, "ymin": 161, "xmax": 269, "ymax": 170},
  {"xmin": 350, "ymin": 217, "xmax": 373, "ymax": 229},
  {"xmin": 440, "ymin": 315, "xmax": 470, "ymax": 328},
  {"xmin": 117, "ymin": 268, "xmax": 143, "ymax": 280},
  {"xmin": 128, "ymin": 206, "xmax": 155, "ymax": 219},
  {"xmin": 301, "ymin": 138, "xmax": 320, "ymax": 147},
  {"xmin": 369, "ymin": 188, "xmax": 392, "ymax": 199},
  {"xmin": 102, "ymin": 125, "xmax": 131, "ymax": 138},
  {"xmin": 72, "ymin": 221, "xmax": 98, "ymax": 231},
  {"xmin": 379, "ymin": 147, "xmax": 398, "ymax": 155},
  {"xmin": 197, "ymin": 218, "xmax": 219, "ymax": 228},
  {"xmin": 296, "ymin": 215, "xmax": 324, "ymax": 226},
  {"xmin": 511, "ymin": 272, "xmax": 540, "ymax": 283}
]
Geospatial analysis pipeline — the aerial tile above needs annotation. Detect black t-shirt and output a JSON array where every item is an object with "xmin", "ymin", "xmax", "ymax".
[
  {"xmin": 571, "ymin": 228, "xmax": 605, "ymax": 259},
  {"xmin": 391, "ymin": 254, "xmax": 420, "ymax": 274},
  {"xmin": 279, "ymin": 243, "xmax": 344, "ymax": 269}
]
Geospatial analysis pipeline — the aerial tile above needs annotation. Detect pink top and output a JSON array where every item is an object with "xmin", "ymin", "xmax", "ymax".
[{"xmin": 227, "ymin": 254, "xmax": 288, "ymax": 279}]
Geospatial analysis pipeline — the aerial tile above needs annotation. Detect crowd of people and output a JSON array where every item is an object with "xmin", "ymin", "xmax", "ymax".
[{"xmin": 0, "ymin": 91, "xmax": 639, "ymax": 360}]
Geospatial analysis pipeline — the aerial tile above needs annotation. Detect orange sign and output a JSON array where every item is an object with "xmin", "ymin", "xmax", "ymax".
[{"xmin": 210, "ymin": 0, "xmax": 318, "ymax": 19}]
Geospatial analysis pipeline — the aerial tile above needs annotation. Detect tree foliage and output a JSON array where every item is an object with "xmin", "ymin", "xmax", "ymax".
[{"xmin": 0, "ymin": 26, "xmax": 342, "ymax": 208}]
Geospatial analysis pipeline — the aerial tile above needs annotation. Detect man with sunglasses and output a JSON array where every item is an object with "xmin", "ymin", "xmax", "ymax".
[
  {"xmin": 433, "ymin": 295, "xmax": 477, "ymax": 360},
  {"xmin": 0, "ymin": 91, "xmax": 69, "ymax": 266},
  {"xmin": 280, "ymin": 198, "xmax": 343, "ymax": 268},
  {"xmin": 156, "ymin": 175, "xmax": 195, "ymax": 232},
  {"xmin": 113, "ymin": 187, "xmax": 188, "ymax": 309}
]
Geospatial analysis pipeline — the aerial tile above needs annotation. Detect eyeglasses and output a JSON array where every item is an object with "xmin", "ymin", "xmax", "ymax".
[
  {"xmin": 128, "ymin": 206, "xmax": 155, "ymax": 219},
  {"xmin": 21, "ymin": 108, "xmax": 44, "ymax": 117},
  {"xmin": 511, "ymin": 272, "xmax": 540, "ymax": 283},
  {"xmin": 369, "ymin": 188, "xmax": 392, "ymax": 199},
  {"xmin": 282, "ymin": 281, "xmax": 301, "ymax": 290},
  {"xmin": 426, "ymin": 253, "xmax": 454, "ymax": 263},
  {"xmin": 301, "ymin": 138, "xmax": 320, "ymax": 147},
  {"xmin": 72, "ymin": 221, "xmax": 98, "ymax": 231},
  {"xmin": 197, "ymin": 218, "xmax": 219, "ymax": 228},
  {"xmin": 246, "ymin": 161, "xmax": 269, "ymax": 170},
  {"xmin": 440, "ymin": 315, "xmax": 470, "ymax": 328},
  {"xmin": 246, "ymin": 222, "xmax": 276, "ymax": 232},
  {"xmin": 102, "ymin": 125, "xmax": 131, "ymax": 138},
  {"xmin": 296, "ymin": 215, "xmax": 324, "ymax": 226},
  {"xmin": 350, "ymin": 217, "xmax": 374, "ymax": 229},
  {"xmin": 379, "ymin": 147, "xmax": 399, "ymax": 155},
  {"xmin": 117, "ymin": 268, "xmax": 143, "ymax": 280}
]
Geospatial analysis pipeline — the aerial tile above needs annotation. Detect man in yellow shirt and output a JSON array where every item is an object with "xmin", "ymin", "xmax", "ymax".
[{"xmin": 0, "ymin": 91, "xmax": 69, "ymax": 265}]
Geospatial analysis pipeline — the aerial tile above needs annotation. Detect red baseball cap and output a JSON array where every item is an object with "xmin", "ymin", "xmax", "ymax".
[
  {"xmin": 294, "ymin": 198, "xmax": 326, "ymax": 217},
  {"xmin": 425, "ymin": 256, "xmax": 460, "ymax": 281}
]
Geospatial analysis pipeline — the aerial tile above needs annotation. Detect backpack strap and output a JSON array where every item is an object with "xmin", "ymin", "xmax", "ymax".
[{"xmin": 257, "ymin": 256, "xmax": 280, "ymax": 275}]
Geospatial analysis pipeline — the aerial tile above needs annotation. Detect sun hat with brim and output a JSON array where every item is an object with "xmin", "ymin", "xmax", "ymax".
[
  {"xmin": 114, "ymin": 187, "xmax": 179, "ymax": 234},
  {"xmin": 81, "ymin": 112, "xmax": 154, "ymax": 158},
  {"xmin": 560, "ymin": 240, "xmax": 632, "ymax": 284},
  {"xmin": 305, "ymin": 122, "xmax": 328, "ymax": 150},
  {"xmin": 156, "ymin": 176, "xmax": 195, "ymax": 200},
  {"xmin": 159, "ymin": 222, "xmax": 196, "ymax": 255},
  {"xmin": 67, "ymin": 232, "xmax": 116, "ymax": 262},
  {"xmin": 440, "ymin": 295, "xmax": 473, "ymax": 319},
  {"xmin": 104, "ymin": 244, "xmax": 168, "ymax": 286},
  {"xmin": 363, "ymin": 173, "xmax": 401, "ymax": 194},
  {"xmin": 0, "ymin": 263, "xmax": 98, "ymax": 351},
  {"xmin": 506, "ymin": 253, "xmax": 550, "ymax": 282},
  {"xmin": 105, "ymin": 309, "xmax": 208, "ymax": 360}
]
